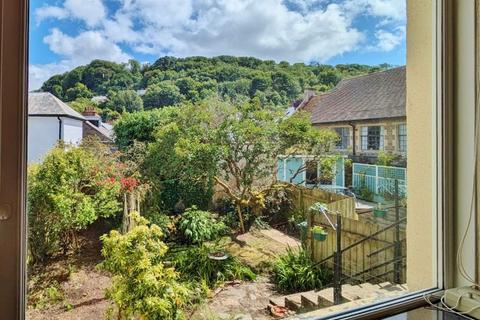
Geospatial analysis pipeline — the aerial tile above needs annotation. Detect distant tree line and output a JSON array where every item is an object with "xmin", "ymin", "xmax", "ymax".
[{"xmin": 40, "ymin": 56, "xmax": 392, "ymax": 117}]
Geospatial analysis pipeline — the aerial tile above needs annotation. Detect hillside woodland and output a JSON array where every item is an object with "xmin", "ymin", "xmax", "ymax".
[{"xmin": 40, "ymin": 56, "xmax": 391, "ymax": 120}]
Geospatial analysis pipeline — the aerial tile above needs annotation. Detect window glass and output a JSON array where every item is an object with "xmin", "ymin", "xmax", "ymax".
[
  {"xmin": 334, "ymin": 127, "xmax": 350, "ymax": 149},
  {"xmin": 361, "ymin": 126, "xmax": 384, "ymax": 150},
  {"xmin": 25, "ymin": 1, "xmax": 441, "ymax": 319},
  {"xmin": 398, "ymin": 123, "xmax": 407, "ymax": 152}
]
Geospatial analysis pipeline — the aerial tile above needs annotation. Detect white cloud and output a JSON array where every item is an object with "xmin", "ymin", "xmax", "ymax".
[
  {"xmin": 342, "ymin": 0, "xmax": 405, "ymax": 23},
  {"xmin": 34, "ymin": 0, "xmax": 106, "ymax": 27},
  {"xmin": 373, "ymin": 26, "xmax": 405, "ymax": 51},
  {"xmin": 29, "ymin": 28, "xmax": 131, "ymax": 90},
  {"xmin": 35, "ymin": 6, "xmax": 69, "ymax": 25},
  {"xmin": 29, "ymin": 61, "xmax": 73, "ymax": 91},
  {"xmin": 44, "ymin": 28, "xmax": 131, "ymax": 63},
  {"xmin": 110, "ymin": 0, "xmax": 364, "ymax": 63},
  {"xmin": 364, "ymin": 0, "xmax": 406, "ymax": 22},
  {"xmin": 64, "ymin": 0, "xmax": 106, "ymax": 27}
]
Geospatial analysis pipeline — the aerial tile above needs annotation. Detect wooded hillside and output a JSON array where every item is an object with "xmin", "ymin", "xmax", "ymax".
[{"xmin": 40, "ymin": 56, "xmax": 391, "ymax": 116}]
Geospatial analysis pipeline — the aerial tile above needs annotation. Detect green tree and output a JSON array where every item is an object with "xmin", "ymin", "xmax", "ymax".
[
  {"xmin": 68, "ymin": 97, "xmax": 97, "ymax": 113},
  {"xmin": 249, "ymin": 74, "xmax": 272, "ymax": 96},
  {"xmin": 175, "ymin": 77, "xmax": 203, "ymax": 102},
  {"xmin": 146, "ymin": 99, "xmax": 338, "ymax": 232},
  {"xmin": 61, "ymin": 66, "xmax": 85, "ymax": 90},
  {"xmin": 271, "ymin": 71, "xmax": 301, "ymax": 101},
  {"xmin": 64, "ymin": 82, "xmax": 93, "ymax": 101},
  {"xmin": 143, "ymin": 81, "xmax": 183, "ymax": 109},
  {"xmin": 106, "ymin": 89, "xmax": 144, "ymax": 113},
  {"xmin": 41, "ymin": 74, "xmax": 65, "ymax": 98},
  {"xmin": 28, "ymin": 144, "xmax": 121, "ymax": 263},
  {"xmin": 100, "ymin": 212, "xmax": 188, "ymax": 320},
  {"xmin": 113, "ymin": 107, "xmax": 181, "ymax": 149}
]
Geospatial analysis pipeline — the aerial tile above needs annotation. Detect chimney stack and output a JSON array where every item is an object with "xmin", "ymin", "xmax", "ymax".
[{"xmin": 82, "ymin": 106, "xmax": 98, "ymax": 117}]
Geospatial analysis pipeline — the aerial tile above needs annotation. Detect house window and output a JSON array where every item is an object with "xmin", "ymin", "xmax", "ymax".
[
  {"xmin": 360, "ymin": 126, "xmax": 384, "ymax": 150},
  {"xmin": 334, "ymin": 127, "xmax": 350, "ymax": 149},
  {"xmin": 398, "ymin": 123, "xmax": 407, "ymax": 152},
  {"xmin": 305, "ymin": 160, "xmax": 318, "ymax": 185}
]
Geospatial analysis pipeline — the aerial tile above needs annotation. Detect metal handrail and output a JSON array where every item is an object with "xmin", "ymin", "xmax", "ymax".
[{"xmin": 367, "ymin": 238, "xmax": 406, "ymax": 258}]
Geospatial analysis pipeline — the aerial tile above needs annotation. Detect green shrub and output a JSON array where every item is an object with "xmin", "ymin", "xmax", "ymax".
[
  {"xmin": 377, "ymin": 151, "xmax": 395, "ymax": 166},
  {"xmin": 28, "ymin": 145, "xmax": 121, "ymax": 263},
  {"xmin": 99, "ymin": 212, "xmax": 189, "ymax": 320},
  {"xmin": 178, "ymin": 207, "xmax": 227, "ymax": 244},
  {"xmin": 170, "ymin": 244, "xmax": 256, "ymax": 288},
  {"xmin": 272, "ymin": 247, "xmax": 332, "ymax": 293},
  {"xmin": 145, "ymin": 212, "xmax": 175, "ymax": 239}
]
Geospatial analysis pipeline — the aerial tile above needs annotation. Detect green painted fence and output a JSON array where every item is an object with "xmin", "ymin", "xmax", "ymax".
[{"xmin": 353, "ymin": 163, "xmax": 407, "ymax": 199}]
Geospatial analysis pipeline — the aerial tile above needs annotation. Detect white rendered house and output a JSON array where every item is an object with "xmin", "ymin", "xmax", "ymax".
[{"xmin": 28, "ymin": 92, "xmax": 85, "ymax": 163}]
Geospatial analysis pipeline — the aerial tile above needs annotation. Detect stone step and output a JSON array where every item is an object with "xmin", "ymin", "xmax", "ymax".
[
  {"xmin": 267, "ymin": 282, "xmax": 409, "ymax": 315},
  {"xmin": 269, "ymin": 296, "xmax": 285, "ymax": 308},
  {"xmin": 284, "ymin": 294, "xmax": 302, "ymax": 311},
  {"xmin": 300, "ymin": 291, "xmax": 319, "ymax": 308},
  {"xmin": 316, "ymin": 286, "xmax": 360, "ymax": 307}
]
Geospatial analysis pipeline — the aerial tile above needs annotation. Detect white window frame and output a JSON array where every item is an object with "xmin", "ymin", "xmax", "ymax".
[{"xmin": 360, "ymin": 125, "xmax": 385, "ymax": 151}]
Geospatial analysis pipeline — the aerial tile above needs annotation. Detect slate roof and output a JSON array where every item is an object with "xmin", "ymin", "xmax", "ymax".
[
  {"xmin": 302, "ymin": 67, "xmax": 405, "ymax": 124},
  {"xmin": 28, "ymin": 92, "xmax": 86, "ymax": 120}
]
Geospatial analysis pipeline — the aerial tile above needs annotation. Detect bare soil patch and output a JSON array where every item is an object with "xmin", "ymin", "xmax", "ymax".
[{"xmin": 27, "ymin": 220, "xmax": 113, "ymax": 320}]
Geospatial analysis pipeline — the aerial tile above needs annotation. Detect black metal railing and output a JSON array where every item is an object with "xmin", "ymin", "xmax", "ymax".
[{"xmin": 313, "ymin": 180, "xmax": 406, "ymax": 305}]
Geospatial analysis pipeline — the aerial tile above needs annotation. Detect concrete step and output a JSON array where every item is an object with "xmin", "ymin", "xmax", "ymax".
[
  {"xmin": 267, "ymin": 282, "xmax": 409, "ymax": 315},
  {"xmin": 269, "ymin": 296, "xmax": 285, "ymax": 308},
  {"xmin": 284, "ymin": 294, "xmax": 302, "ymax": 311},
  {"xmin": 300, "ymin": 291, "xmax": 319, "ymax": 308},
  {"xmin": 316, "ymin": 286, "xmax": 359, "ymax": 307}
]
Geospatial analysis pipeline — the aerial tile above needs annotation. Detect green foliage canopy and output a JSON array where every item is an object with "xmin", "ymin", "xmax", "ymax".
[
  {"xmin": 144, "ymin": 98, "xmax": 338, "ymax": 232},
  {"xmin": 28, "ymin": 144, "xmax": 122, "ymax": 263},
  {"xmin": 177, "ymin": 207, "xmax": 227, "ymax": 244},
  {"xmin": 41, "ymin": 56, "xmax": 391, "ymax": 111}
]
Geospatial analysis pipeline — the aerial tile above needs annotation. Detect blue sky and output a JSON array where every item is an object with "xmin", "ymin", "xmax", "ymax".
[{"xmin": 29, "ymin": 0, "xmax": 406, "ymax": 90}]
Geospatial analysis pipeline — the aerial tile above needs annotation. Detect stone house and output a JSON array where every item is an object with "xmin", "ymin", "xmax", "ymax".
[
  {"xmin": 295, "ymin": 67, "xmax": 406, "ymax": 165},
  {"xmin": 81, "ymin": 106, "xmax": 114, "ymax": 146}
]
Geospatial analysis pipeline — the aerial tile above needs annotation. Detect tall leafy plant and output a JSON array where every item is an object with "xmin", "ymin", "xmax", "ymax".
[
  {"xmin": 272, "ymin": 247, "xmax": 332, "ymax": 293},
  {"xmin": 178, "ymin": 207, "xmax": 227, "ymax": 244},
  {"xmin": 100, "ymin": 212, "xmax": 188, "ymax": 320}
]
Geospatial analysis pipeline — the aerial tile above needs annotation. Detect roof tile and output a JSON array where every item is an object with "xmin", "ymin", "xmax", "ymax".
[{"xmin": 303, "ymin": 67, "xmax": 405, "ymax": 124}]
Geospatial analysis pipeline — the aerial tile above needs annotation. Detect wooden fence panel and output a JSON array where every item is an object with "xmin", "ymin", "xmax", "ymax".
[{"xmin": 307, "ymin": 211, "xmax": 406, "ymax": 284}]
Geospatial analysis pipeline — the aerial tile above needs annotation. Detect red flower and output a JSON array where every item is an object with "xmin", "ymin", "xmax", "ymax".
[{"xmin": 120, "ymin": 177, "xmax": 138, "ymax": 192}]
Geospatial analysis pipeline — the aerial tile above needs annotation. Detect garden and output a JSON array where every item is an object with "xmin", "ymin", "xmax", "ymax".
[{"xmin": 26, "ymin": 98, "xmax": 340, "ymax": 320}]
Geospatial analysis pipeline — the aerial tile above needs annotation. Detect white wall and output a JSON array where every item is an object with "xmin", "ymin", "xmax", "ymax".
[
  {"xmin": 28, "ymin": 116, "xmax": 84, "ymax": 164},
  {"xmin": 28, "ymin": 116, "xmax": 60, "ymax": 163},
  {"xmin": 62, "ymin": 117, "xmax": 83, "ymax": 146}
]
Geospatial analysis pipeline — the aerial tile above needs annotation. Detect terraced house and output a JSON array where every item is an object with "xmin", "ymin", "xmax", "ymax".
[{"xmin": 295, "ymin": 67, "xmax": 406, "ymax": 166}]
